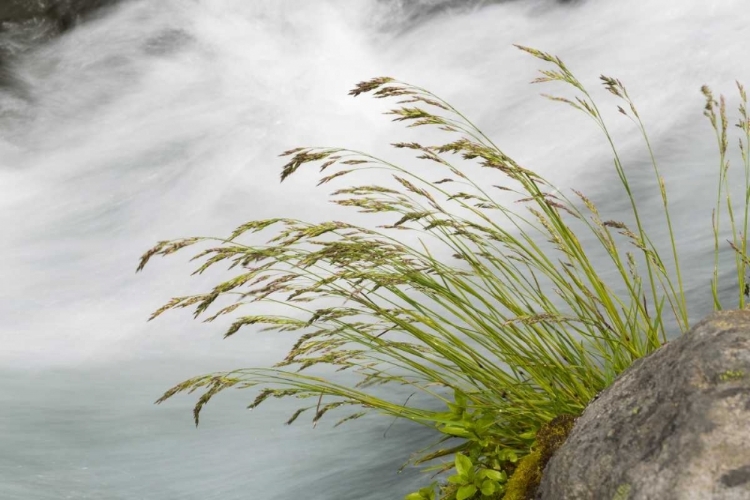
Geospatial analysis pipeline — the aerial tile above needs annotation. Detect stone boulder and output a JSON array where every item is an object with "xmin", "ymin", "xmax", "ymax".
[{"xmin": 536, "ymin": 310, "xmax": 750, "ymax": 500}]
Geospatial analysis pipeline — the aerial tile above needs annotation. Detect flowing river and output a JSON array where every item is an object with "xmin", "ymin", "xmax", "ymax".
[{"xmin": 2, "ymin": 0, "xmax": 749, "ymax": 498}]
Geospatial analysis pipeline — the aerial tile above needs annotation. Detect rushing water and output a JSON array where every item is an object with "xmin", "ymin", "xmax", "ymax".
[{"xmin": 3, "ymin": 0, "xmax": 750, "ymax": 498}]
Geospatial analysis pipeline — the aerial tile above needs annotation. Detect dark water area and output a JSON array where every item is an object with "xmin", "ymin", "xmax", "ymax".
[
  {"xmin": 0, "ymin": 0, "xmax": 125, "ymax": 60},
  {"xmin": 2, "ymin": 0, "xmax": 750, "ymax": 498},
  {"xmin": 0, "ymin": 0, "xmax": 126, "ymax": 90}
]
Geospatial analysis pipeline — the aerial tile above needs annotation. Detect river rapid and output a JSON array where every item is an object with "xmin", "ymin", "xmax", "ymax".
[{"xmin": 2, "ymin": 1, "xmax": 749, "ymax": 498}]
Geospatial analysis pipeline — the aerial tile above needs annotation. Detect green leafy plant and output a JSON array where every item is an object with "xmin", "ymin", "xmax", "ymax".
[
  {"xmin": 137, "ymin": 45, "xmax": 750, "ymax": 499},
  {"xmin": 448, "ymin": 453, "xmax": 506, "ymax": 499},
  {"xmin": 405, "ymin": 483, "xmax": 438, "ymax": 500}
]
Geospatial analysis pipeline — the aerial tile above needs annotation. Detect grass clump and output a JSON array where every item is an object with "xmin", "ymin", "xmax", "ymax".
[{"xmin": 137, "ymin": 45, "xmax": 750, "ymax": 500}]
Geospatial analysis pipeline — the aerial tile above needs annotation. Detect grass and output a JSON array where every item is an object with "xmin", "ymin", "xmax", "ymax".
[{"xmin": 136, "ymin": 45, "xmax": 750, "ymax": 499}]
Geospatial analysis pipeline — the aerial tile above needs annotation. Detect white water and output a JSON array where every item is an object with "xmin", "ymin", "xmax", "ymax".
[{"xmin": 2, "ymin": 0, "xmax": 749, "ymax": 498}]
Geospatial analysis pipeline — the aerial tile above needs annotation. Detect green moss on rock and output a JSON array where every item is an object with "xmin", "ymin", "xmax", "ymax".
[{"xmin": 503, "ymin": 414, "xmax": 577, "ymax": 500}]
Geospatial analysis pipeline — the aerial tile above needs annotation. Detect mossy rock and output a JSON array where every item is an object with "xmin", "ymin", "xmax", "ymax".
[
  {"xmin": 536, "ymin": 310, "xmax": 750, "ymax": 499},
  {"xmin": 502, "ymin": 414, "xmax": 577, "ymax": 500}
]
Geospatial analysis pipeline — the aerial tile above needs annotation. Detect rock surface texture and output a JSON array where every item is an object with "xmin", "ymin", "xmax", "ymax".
[{"xmin": 536, "ymin": 310, "xmax": 750, "ymax": 500}]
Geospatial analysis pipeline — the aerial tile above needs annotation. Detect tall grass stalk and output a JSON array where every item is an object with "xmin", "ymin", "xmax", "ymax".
[{"xmin": 137, "ymin": 46, "xmax": 750, "ymax": 499}]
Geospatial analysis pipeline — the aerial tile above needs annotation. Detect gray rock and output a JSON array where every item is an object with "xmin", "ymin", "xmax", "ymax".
[{"xmin": 536, "ymin": 309, "xmax": 750, "ymax": 500}]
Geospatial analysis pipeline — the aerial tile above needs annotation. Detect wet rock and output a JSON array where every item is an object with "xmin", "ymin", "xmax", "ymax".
[{"xmin": 536, "ymin": 310, "xmax": 750, "ymax": 500}]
